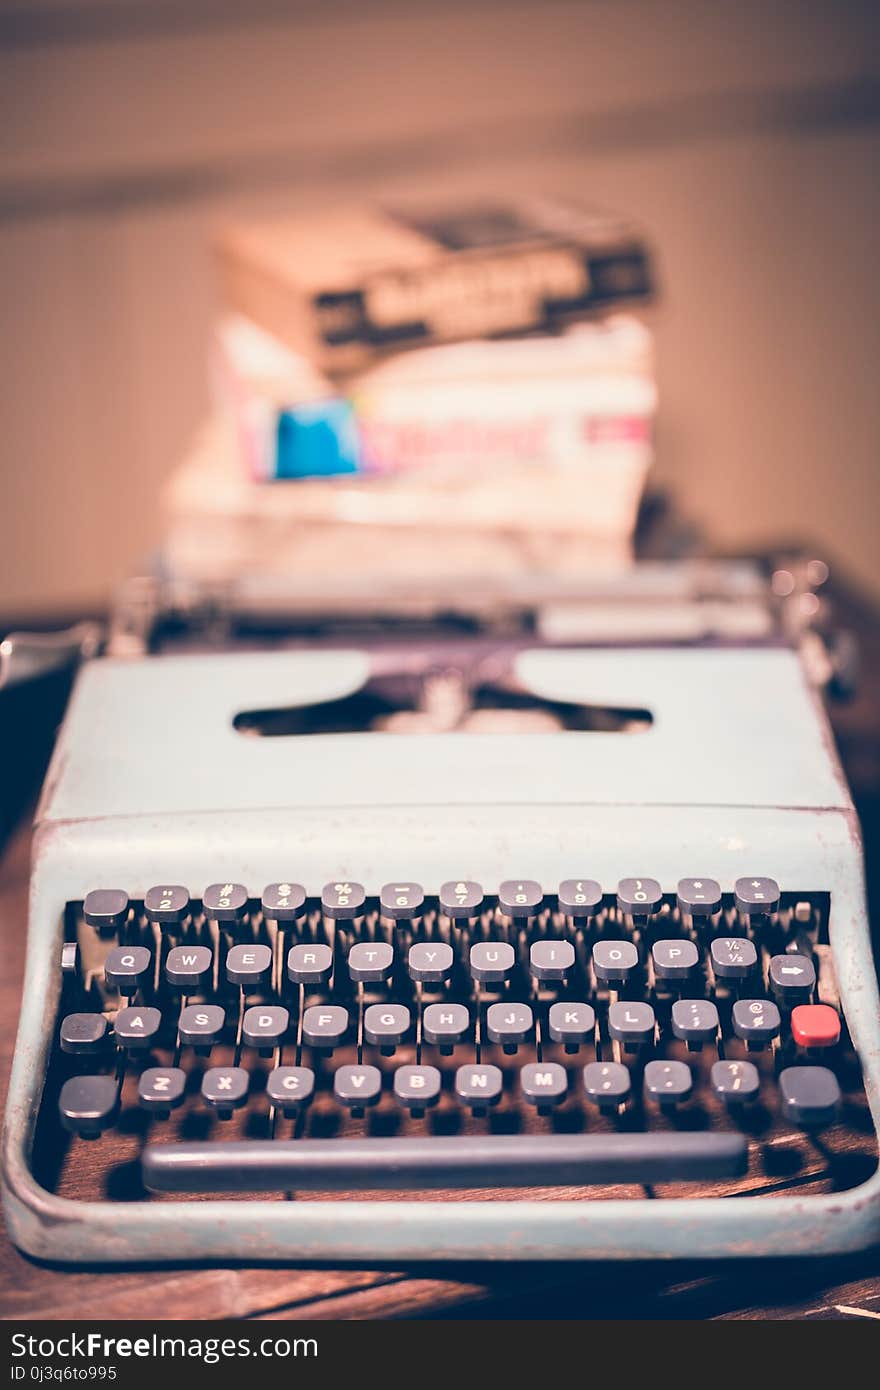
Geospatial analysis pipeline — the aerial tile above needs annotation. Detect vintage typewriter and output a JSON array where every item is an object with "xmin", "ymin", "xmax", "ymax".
[{"xmin": 2, "ymin": 559, "xmax": 878, "ymax": 1263}]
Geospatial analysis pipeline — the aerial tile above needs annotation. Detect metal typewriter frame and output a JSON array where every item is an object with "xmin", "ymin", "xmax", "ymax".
[{"xmin": 3, "ymin": 646, "xmax": 880, "ymax": 1264}]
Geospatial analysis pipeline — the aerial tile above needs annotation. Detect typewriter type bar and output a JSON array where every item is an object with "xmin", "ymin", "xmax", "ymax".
[{"xmin": 142, "ymin": 1132, "xmax": 748, "ymax": 1193}]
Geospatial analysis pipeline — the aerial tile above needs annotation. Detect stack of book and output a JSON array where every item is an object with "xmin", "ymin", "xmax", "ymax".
[{"xmin": 163, "ymin": 199, "xmax": 656, "ymax": 590}]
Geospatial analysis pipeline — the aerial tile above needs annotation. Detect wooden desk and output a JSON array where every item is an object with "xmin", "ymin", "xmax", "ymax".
[{"xmin": 2, "ymin": 578, "xmax": 880, "ymax": 1319}]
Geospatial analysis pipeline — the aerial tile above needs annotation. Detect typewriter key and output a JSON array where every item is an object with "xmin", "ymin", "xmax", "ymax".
[
  {"xmin": 393, "ymin": 1065, "xmax": 442, "ymax": 1113},
  {"xmin": 348, "ymin": 941, "xmax": 394, "ymax": 984},
  {"xmin": 520, "ymin": 1062, "xmax": 567, "ymax": 1108},
  {"xmin": 422, "ymin": 1002, "xmax": 469, "ymax": 1050},
  {"xmin": 287, "ymin": 942, "xmax": 333, "ymax": 986},
  {"xmin": 104, "ymin": 945, "xmax": 152, "ymax": 994},
  {"xmin": 334, "ymin": 1065, "xmax": 382, "ymax": 1110},
  {"xmin": 202, "ymin": 883, "xmax": 249, "ymax": 925},
  {"xmin": 710, "ymin": 937, "xmax": 758, "ymax": 983},
  {"xmin": 138, "ymin": 1067, "xmax": 186, "ymax": 1117},
  {"xmin": 201, "ymin": 1066, "xmax": 249, "ymax": 1117},
  {"xmin": 225, "ymin": 943, "xmax": 272, "ymax": 989},
  {"xmin": 407, "ymin": 941, "xmax": 454, "ymax": 984},
  {"xmin": 322, "ymin": 881, "xmax": 366, "ymax": 920},
  {"xmin": 83, "ymin": 889, "xmax": 129, "ymax": 936},
  {"xmin": 498, "ymin": 880, "xmax": 543, "ymax": 922},
  {"xmin": 617, "ymin": 878, "xmax": 662, "ymax": 920},
  {"xmin": 529, "ymin": 939, "xmax": 575, "ymax": 982},
  {"xmin": 547, "ymin": 1001, "xmax": 595, "ymax": 1050},
  {"xmin": 114, "ymin": 1006, "xmax": 162, "ymax": 1050},
  {"xmin": 711, "ymin": 1059, "xmax": 760, "ymax": 1107},
  {"xmin": 266, "ymin": 1066, "xmax": 315, "ymax": 1116},
  {"xmin": 735, "ymin": 877, "xmax": 781, "ymax": 918},
  {"xmin": 364, "ymin": 1003, "xmax": 411, "ymax": 1049},
  {"xmin": 608, "ymin": 1001, "xmax": 656, "ymax": 1050},
  {"xmin": 676, "ymin": 877, "xmax": 722, "ymax": 921},
  {"xmin": 144, "ymin": 885, "xmax": 190, "ymax": 928},
  {"xmin": 302, "ymin": 1005, "xmax": 349, "ymax": 1049},
  {"xmin": 486, "ymin": 1001, "xmax": 533, "ymax": 1050},
  {"xmin": 731, "ymin": 998, "xmax": 782, "ymax": 1048},
  {"xmin": 439, "ymin": 880, "xmax": 483, "ymax": 921},
  {"xmin": 59, "ymin": 1075, "xmax": 119, "ymax": 1137},
  {"xmin": 592, "ymin": 939, "xmax": 639, "ymax": 986},
  {"xmin": 242, "ymin": 1005, "xmax": 289, "ymax": 1053},
  {"xmin": 178, "ymin": 1004, "xmax": 226, "ymax": 1049},
  {"xmin": 583, "ymin": 1061, "xmax": 631, "ymax": 1110},
  {"xmin": 59, "ymin": 1012, "xmax": 108, "ymax": 1056},
  {"xmin": 651, "ymin": 938, "xmax": 699, "ymax": 983},
  {"xmin": 61, "ymin": 941, "xmax": 80, "ymax": 978},
  {"xmin": 769, "ymin": 953, "xmax": 816, "ymax": 1004},
  {"xmin": 380, "ymin": 882, "xmax": 425, "ymax": 923},
  {"xmin": 165, "ymin": 945, "xmax": 213, "ymax": 991},
  {"xmin": 779, "ymin": 1065, "xmax": 840, "ymax": 1127},
  {"xmin": 557, "ymin": 878, "xmax": 603, "ymax": 924},
  {"xmin": 261, "ymin": 882, "xmax": 307, "ymax": 924},
  {"xmin": 455, "ymin": 1064, "xmax": 503, "ymax": 1111},
  {"xmin": 469, "ymin": 941, "xmax": 515, "ymax": 984},
  {"xmin": 644, "ymin": 1059, "xmax": 693, "ymax": 1109},
  {"xmin": 790, "ymin": 1004, "xmax": 841, "ymax": 1050},
  {"xmin": 670, "ymin": 998, "xmax": 719, "ymax": 1049}
]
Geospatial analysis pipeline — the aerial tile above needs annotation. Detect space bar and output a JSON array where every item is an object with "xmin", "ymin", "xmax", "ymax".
[{"xmin": 142, "ymin": 1132, "xmax": 747, "ymax": 1192}]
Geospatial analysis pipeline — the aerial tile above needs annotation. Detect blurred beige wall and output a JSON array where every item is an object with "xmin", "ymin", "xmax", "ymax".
[{"xmin": 1, "ymin": 0, "xmax": 878, "ymax": 615}]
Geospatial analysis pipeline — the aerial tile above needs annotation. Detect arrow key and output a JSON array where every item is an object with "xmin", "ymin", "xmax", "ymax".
[{"xmin": 769, "ymin": 953, "xmax": 815, "ymax": 1004}]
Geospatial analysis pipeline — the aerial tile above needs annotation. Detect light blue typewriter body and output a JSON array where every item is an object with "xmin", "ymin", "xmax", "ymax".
[{"xmin": 3, "ymin": 645, "xmax": 879, "ymax": 1262}]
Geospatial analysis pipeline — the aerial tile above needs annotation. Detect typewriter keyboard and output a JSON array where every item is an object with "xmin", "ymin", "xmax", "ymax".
[{"xmin": 37, "ymin": 878, "xmax": 876, "ymax": 1203}]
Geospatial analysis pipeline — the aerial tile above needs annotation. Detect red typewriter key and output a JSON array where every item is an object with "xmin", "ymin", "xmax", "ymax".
[{"xmin": 790, "ymin": 1004, "xmax": 841, "ymax": 1049}]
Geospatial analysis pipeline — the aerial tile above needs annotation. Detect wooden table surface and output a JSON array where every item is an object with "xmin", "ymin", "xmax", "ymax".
[{"xmin": 2, "ymin": 578, "xmax": 880, "ymax": 1319}]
